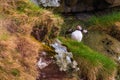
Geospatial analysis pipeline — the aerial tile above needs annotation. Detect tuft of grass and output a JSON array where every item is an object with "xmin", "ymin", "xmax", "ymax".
[
  {"xmin": 59, "ymin": 37, "xmax": 117, "ymax": 80},
  {"xmin": 86, "ymin": 11, "xmax": 120, "ymax": 27}
]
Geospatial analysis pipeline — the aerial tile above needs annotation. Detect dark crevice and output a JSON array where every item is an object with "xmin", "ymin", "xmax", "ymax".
[
  {"xmin": 31, "ymin": 26, "xmax": 48, "ymax": 42},
  {"xmin": 109, "ymin": 26, "xmax": 120, "ymax": 41}
]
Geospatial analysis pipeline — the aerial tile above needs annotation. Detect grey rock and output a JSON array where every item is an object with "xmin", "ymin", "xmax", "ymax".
[{"xmin": 51, "ymin": 39, "xmax": 78, "ymax": 71}]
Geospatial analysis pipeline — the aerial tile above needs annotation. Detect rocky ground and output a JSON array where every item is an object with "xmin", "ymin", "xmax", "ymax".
[{"xmin": 1, "ymin": 0, "xmax": 120, "ymax": 80}]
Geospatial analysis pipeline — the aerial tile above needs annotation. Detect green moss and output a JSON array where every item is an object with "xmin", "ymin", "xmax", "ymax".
[
  {"xmin": 0, "ymin": 33, "xmax": 9, "ymax": 41},
  {"xmin": 11, "ymin": 69, "xmax": 20, "ymax": 76},
  {"xmin": 59, "ymin": 37, "xmax": 117, "ymax": 73}
]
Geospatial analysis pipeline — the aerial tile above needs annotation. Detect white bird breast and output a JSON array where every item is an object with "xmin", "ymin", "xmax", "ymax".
[{"xmin": 71, "ymin": 30, "xmax": 83, "ymax": 42}]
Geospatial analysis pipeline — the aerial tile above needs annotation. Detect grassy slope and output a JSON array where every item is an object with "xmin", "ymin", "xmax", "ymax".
[
  {"xmin": 60, "ymin": 37, "xmax": 117, "ymax": 80},
  {"xmin": 0, "ymin": 0, "xmax": 62, "ymax": 80},
  {"xmin": 59, "ymin": 9, "xmax": 120, "ymax": 80},
  {"xmin": 60, "ymin": 11, "xmax": 120, "ymax": 36},
  {"xmin": 86, "ymin": 11, "xmax": 120, "ymax": 27}
]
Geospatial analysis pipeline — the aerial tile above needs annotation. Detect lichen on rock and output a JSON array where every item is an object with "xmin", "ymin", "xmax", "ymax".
[
  {"xmin": 32, "ymin": 0, "xmax": 60, "ymax": 7},
  {"xmin": 51, "ymin": 39, "xmax": 79, "ymax": 71}
]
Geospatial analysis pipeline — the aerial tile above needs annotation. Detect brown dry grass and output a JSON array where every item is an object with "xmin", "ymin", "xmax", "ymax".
[
  {"xmin": 33, "ymin": 11, "xmax": 63, "ymax": 42},
  {"xmin": 0, "ymin": 0, "xmax": 63, "ymax": 42},
  {"xmin": 0, "ymin": 20, "xmax": 41, "ymax": 80},
  {"xmin": 0, "ymin": 0, "xmax": 63, "ymax": 80},
  {"xmin": 77, "ymin": 58, "xmax": 102, "ymax": 80}
]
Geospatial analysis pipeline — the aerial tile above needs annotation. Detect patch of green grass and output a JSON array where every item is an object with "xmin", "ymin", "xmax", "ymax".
[
  {"xmin": 59, "ymin": 37, "xmax": 116, "ymax": 73},
  {"xmin": 86, "ymin": 11, "xmax": 120, "ymax": 27},
  {"xmin": 11, "ymin": 68, "xmax": 20, "ymax": 76},
  {"xmin": 17, "ymin": 1, "xmax": 39, "ymax": 11},
  {"xmin": 16, "ymin": 0, "xmax": 44, "ymax": 16},
  {"xmin": 0, "ymin": 33, "xmax": 9, "ymax": 41}
]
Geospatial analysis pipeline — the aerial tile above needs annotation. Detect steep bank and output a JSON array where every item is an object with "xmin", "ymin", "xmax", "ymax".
[
  {"xmin": 0, "ymin": 0, "xmax": 63, "ymax": 80},
  {"xmin": 60, "ymin": 37, "xmax": 116, "ymax": 80}
]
